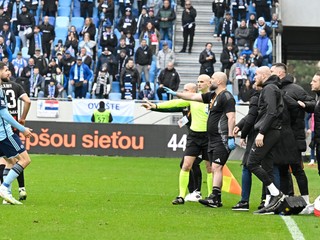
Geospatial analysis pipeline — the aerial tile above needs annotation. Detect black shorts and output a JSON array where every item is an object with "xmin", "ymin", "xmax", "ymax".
[
  {"xmin": 208, "ymin": 140, "xmax": 230, "ymax": 166},
  {"xmin": 0, "ymin": 134, "xmax": 25, "ymax": 159},
  {"xmin": 184, "ymin": 130, "xmax": 209, "ymax": 161}
]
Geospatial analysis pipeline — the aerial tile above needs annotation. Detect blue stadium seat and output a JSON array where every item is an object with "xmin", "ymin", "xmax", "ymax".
[
  {"xmin": 55, "ymin": 27, "xmax": 69, "ymax": 43},
  {"xmin": 114, "ymin": 28, "xmax": 122, "ymax": 42},
  {"xmin": 92, "ymin": 17, "xmax": 100, "ymax": 28},
  {"xmin": 73, "ymin": 6, "xmax": 81, "ymax": 17},
  {"xmin": 59, "ymin": 0, "xmax": 72, "ymax": 7},
  {"xmin": 58, "ymin": 6, "xmax": 71, "ymax": 17},
  {"xmin": 109, "ymin": 93, "xmax": 122, "ymax": 100},
  {"xmin": 111, "ymin": 82, "xmax": 121, "ymax": 93},
  {"xmin": 70, "ymin": 17, "xmax": 85, "ymax": 34},
  {"xmin": 21, "ymin": 47, "xmax": 30, "ymax": 59},
  {"xmin": 48, "ymin": 16, "xmax": 55, "ymax": 26},
  {"xmin": 56, "ymin": 16, "xmax": 70, "ymax": 28},
  {"xmin": 74, "ymin": 0, "xmax": 80, "ymax": 8}
]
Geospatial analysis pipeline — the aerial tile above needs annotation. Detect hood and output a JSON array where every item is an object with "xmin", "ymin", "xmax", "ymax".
[
  {"xmin": 280, "ymin": 74, "xmax": 294, "ymax": 86},
  {"xmin": 262, "ymin": 75, "xmax": 281, "ymax": 88}
]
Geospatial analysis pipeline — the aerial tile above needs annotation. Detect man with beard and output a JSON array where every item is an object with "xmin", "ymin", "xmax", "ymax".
[
  {"xmin": 164, "ymin": 72, "xmax": 236, "ymax": 208},
  {"xmin": 0, "ymin": 70, "xmax": 31, "ymax": 202},
  {"xmin": 0, "ymin": 62, "xmax": 33, "ymax": 204}
]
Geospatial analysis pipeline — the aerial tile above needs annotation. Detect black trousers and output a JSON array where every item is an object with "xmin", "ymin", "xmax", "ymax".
[
  {"xmin": 80, "ymin": 2, "xmax": 94, "ymax": 18},
  {"xmin": 256, "ymin": 6, "xmax": 271, "ymax": 22},
  {"xmin": 182, "ymin": 26, "xmax": 195, "ymax": 51},
  {"xmin": 247, "ymin": 129, "xmax": 280, "ymax": 186}
]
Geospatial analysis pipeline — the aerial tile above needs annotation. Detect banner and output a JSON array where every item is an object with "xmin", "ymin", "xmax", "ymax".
[
  {"xmin": 72, "ymin": 99, "xmax": 135, "ymax": 123},
  {"xmin": 37, "ymin": 100, "xmax": 59, "ymax": 118}
]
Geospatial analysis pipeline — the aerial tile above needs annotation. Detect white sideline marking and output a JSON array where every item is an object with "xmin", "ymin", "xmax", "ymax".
[{"xmin": 281, "ymin": 216, "xmax": 305, "ymax": 240}]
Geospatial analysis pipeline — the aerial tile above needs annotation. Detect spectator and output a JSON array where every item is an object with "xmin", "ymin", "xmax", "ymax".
[
  {"xmin": 252, "ymin": 0, "xmax": 272, "ymax": 22},
  {"xmin": 115, "ymin": 36, "xmax": 130, "ymax": 57},
  {"xmin": 115, "ymin": 49, "xmax": 129, "ymax": 81},
  {"xmin": 247, "ymin": 62, "xmax": 258, "ymax": 83},
  {"xmin": 65, "ymin": 31, "xmax": 79, "ymax": 57},
  {"xmin": 157, "ymin": 62, "xmax": 180, "ymax": 100},
  {"xmin": 247, "ymin": 12, "xmax": 258, "ymax": 49},
  {"xmin": 69, "ymin": 56, "xmax": 93, "ymax": 99},
  {"xmin": 145, "ymin": 7, "xmax": 159, "ymax": 30},
  {"xmin": 218, "ymin": 11, "xmax": 238, "ymax": 46},
  {"xmin": 119, "ymin": 58, "xmax": 140, "ymax": 99},
  {"xmin": 78, "ymin": 32, "xmax": 96, "ymax": 58},
  {"xmin": 69, "ymin": 25, "xmax": 80, "ymax": 39},
  {"xmin": 54, "ymin": 39, "xmax": 65, "ymax": 57},
  {"xmin": 229, "ymin": 56, "xmax": 248, "ymax": 99},
  {"xmin": 123, "ymin": 30, "xmax": 135, "ymax": 57},
  {"xmin": 80, "ymin": 17, "xmax": 96, "ymax": 41},
  {"xmin": 139, "ymin": 21, "xmax": 160, "ymax": 55},
  {"xmin": 137, "ymin": 5, "xmax": 149, "ymax": 35},
  {"xmin": 98, "ymin": 0, "xmax": 115, "ymax": 26},
  {"xmin": 92, "ymin": 63, "xmax": 111, "ymax": 99},
  {"xmin": 212, "ymin": 0, "xmax": 229, "ymax": 38},
  {"xmin": 180, "ymin": 1, "xmax": 197, "ymax": 53},
  {"xmin": 135, "ymin": 39, "xmax": 153, "ymax": 83},
  {"xmin": 99, "ymin": 22, "xmax": 118, "ymax": 54},
  {"xmin": 157, "ymin": 40, "xmax": 175, "ymax": 71},
  {"xmin": 39, "ymin": 16, "xmax": 55, "ymax": 59},
  {"xmin": 270, "ymin": 13, "xmax": 283, "ymax": 39},
  {"xmin": 253, "ymin": 29, "xmax": 272, "ymax": 66},
  {"xmin": 118, "ymin": 7, "xmax": 137, "ymax": 36},
  {"xmin": 157, "ymin": 0, "xmax": 176, "ymax": 40},
  {"xmin": 29, "ymin": 67, "xmax": 45, "ymax": 98},
  {"xmin": 54, "ymin": 67, "xmax": 66, "ymax": 98},
  {"xmin": 257, "ymin": 16, "xmax": 272, "ymax": 37},
  {"xmin": 235, "ymin": 19, "xmax": 250, "ymax": 51},
  {"xmin": 60, "ymin": 50, "xmax": 76, "ymax": 97},
  {"xmin": 95, "ymin": 47, "xmax": 116, "ymax": 84},
  {"xmin": 91, "ymin": 101, "xmax": 113, "ymax": 123},
  {"xmin": 137, "ymin": 0, "xmax": 147, "ymax": 15},
  {"xmin": 79, "ymin": 47, "xmax": 93, "ymax": 68},
  {"xmin": 0, "ymin": 21, "xmax": 16, "ymax": 55},
  {"xmin": 239, "ymin": 43, "xmax": 252, "ymax": 62},
  {"xmin": 41, "ymin": 0, "xmax": 58, "ymax": 17},
  {"xmin": 199, "ymin": 42, "xmax": 216, "ymax": 77},
  {"xmin": 80, "ymin": 0, "xmax": 94, "ymax": 18},
  {"xmin": 2, "ymin": 56, "xmax": 15, "ymax": 77},
  {"xmin": 24, "ymin": 0, "xmax": 38, "ymax": 15},
  {"xmin": 220, "ymin": 43, "xmax": 237, "ymax": 78},
  {"xmin": 119, "ymin": 0, "xmax": 134, "ymax": 17},
  {"xmin": 10, "ymin": 0, "xmax": 24, "ymax": 35},
  {"xmin": 32, "ymin": 48, "xmax": 48, "ymax": 76},
  {"xmin": 17, "ymin": 4, "xmax": 35, "ymax": 48},
  {"xmin": 12, "ymin": 52, "xmax": 28, "ymax": 77},
  {"xmin": 44, "ymin": 78, "xmax": 59, "ymax": 98},
  {"xmin": 26, "ymin": 25, "xmax": 43, "ymax": 57},
  {"xmin": 248, "ymin": 47, "xmax": 263, "ymax": 67},
  {"xmin": 138, "ymin": 81, "xmax": 154, "ymax": 100},
  {"xmin": 146, "ymin": 0, "xmax": 162, "ymax": 16},
  {"xmin": 0, "ymin": 35, "xmax": 11, "ymax": 62},
  {"xmin": 0, "ymin": 6, "xmax": 10, "ymax": 28},
  {"xmin": 45, "ymin": 58, "xmax": 59, "ymax": 77},
  {"xmin": 230, "ymin": 0, "xmax": 249, "ymax": 22}
]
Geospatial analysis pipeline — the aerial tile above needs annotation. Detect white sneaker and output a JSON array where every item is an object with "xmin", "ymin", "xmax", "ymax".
[
  {"xmin": 300, "ymin": 203, "xmax": 314, "ymax": 215},
  {"xmin": 185, "ymin": 191, "xmax": 202, "ymax": 202},
  {"xmin": 2, "ymin": 199, "xmax": 10, "ymax": 205},
  {"xmin": 308, "ymin": 159, "xmax": 315, "ymax": 165},
  {"xmin": 0, "ymin": 185, "xmax": 22, "ymax": 205}
]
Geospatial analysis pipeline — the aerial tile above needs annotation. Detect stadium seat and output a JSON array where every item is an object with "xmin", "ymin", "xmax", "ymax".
[
  {"xmin": 55, "ymin": 27, "xmax": 69, "ymax": 43},
  {"xmin": 21, "ymin": 47, "xmax": 30, "ymax": 59},
  {"xmin": 58, "ymin": 6, "xmax": 71, "ymax": 17},
  {"xmin": 111, "ymin": 82, "xmax": 121, "ymax": 93},
  {"xmin": 140, "ymin": 82, "xmax": 155, "ymax": 91},
  {"xmin": 72, "ymin": 6, "xmax": 81, "ymax": 17},
  {"xmin": 109, "ymin": 93, "xmax": 122, "ymax": 100},
  {"xmin": 114, "ymin": 28, "xmax": 122, "ymax": 41},
  {"xmin": 74, "ymin": 0, "xmax": 80, "ymax": 8},
  {"xmin": 92, "ymin": 17, "xmax": 100, "ymax": 28},
  {"xmin": 59, "ymin": 0, "xmax": 72, "ymax": 7},
  {"xmin": 70, "ymin": 17, "xmax": 85, "ymax": 34},
  {"xmin": 48, "ymin": 16, "xmax": 55, "ymax": 26},
  {"xmin": 56, "ymin": 16, "xmax": 70, "ymax": 28}
]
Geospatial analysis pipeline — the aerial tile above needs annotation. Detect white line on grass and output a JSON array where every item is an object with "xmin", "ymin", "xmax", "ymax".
[{"xmin": 281, "ymin": 215, "xmax": 305, "ymax": 240}]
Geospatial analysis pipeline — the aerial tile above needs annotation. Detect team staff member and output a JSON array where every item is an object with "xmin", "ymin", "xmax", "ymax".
[
  {"xmin": 179, "ymin": 1, "xmax": 197, "ymax": 53},
  {"xmin": 0, "ymin": 71, "xmax": 31, "ymax": 201},
  {"xmin": 143, "ymin": 75, "xmax": 213, "ymax": 204},
  {"xmin": 91, "ymin": 101, "xmax": 113, "ymax": 123},
  {"xmin": 0, "ymin": 62, "xmax": 33, "ymax": 205},
  {"xmin": 245, "ymin": 66, "xmax": 285, "ymax": 215},
  {"xmin": 165, "ymin": 72, "xmax": 236, "ymax": 208}
]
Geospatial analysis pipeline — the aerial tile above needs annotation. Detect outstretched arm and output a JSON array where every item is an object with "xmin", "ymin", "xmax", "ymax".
[{"xmin": 163, "ymin": 87, "xmax": 203, "ymax": 102}]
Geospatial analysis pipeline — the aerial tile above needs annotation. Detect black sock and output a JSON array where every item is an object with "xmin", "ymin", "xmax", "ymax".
[
  {"xmin": 0, "ymin": 164, "xmax": 5, "ymax": 183},
  {"xmin": 212, "ymin": 186, "xmax": 221, "ymax": 202},
  {"xmin": 17, "ymin": 170, "xmax": 25, "ymax": 188}
]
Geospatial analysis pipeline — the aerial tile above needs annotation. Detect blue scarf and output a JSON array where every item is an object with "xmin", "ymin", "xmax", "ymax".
[
  {"xmin": 34, "ymin": 32, "xmax": 42, "ymax": 53},
  {"xmin": 74, "ymin": 64, "xmax": 84, "ymax": 81},
  {"xmin": 48, "ymin": 85, "xmax": 55, "ymax": 97},
  {"xmin": 12, "ymin": 1, "xmax": 23, "ymax": 20},
  {"xmin": 0, "ymin": 0, "xmax": 10, "ymax": 11},
  {"xmin": 12, "ymin": 58, "xmax": 26, "ymax": 77}
]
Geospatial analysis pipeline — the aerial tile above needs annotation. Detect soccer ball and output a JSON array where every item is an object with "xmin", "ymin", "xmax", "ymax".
[{"xmin": 314, "ymin": 195, "xmax": 320, "ymax": 217}]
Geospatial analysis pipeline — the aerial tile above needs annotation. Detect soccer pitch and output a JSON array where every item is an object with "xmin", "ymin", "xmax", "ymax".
[{"xmin": 0, "ymin": 155, "xmax": 319, "ymax": 239}]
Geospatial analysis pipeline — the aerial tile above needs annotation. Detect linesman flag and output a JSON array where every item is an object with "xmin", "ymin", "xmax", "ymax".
[{"xmin": 222, "ymin": 165, "xmax": 242, "ymax": 195}]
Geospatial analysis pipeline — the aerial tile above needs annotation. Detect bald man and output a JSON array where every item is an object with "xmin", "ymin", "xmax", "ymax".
[
  {"xmin": 245, "ymin": 66, "xmax": 285, "ymax": 214},
  {"xmin": 164, "ymin": 72, "xmax": 236, "ymax": 208},
  {"xmin": 143, "ymin": 76, "xmax": 212, "ymax": 204}
]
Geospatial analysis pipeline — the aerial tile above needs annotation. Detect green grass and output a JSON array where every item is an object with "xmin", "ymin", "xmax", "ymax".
[{"xmin": 0, "ymin": 155, "xmax": 319, "ymax": 239}]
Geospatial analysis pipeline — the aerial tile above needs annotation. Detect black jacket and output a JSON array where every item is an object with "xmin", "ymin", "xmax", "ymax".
[
  {"xmin": 254, "ymin": 75, "xmax": 283, "ymax": 134},
  {"xmin": 212, "ymin": 0, "xmax": 229, "ymax": 18},
  {"xmin": 199, "ymin": 49, "xmax": 216, "ymax": 75},
  {"xmin": 158, "ymin": 68, "xmax": 180, "ymax": 91},
  {"xmin": 182, "ymin": 6, "xmax": 197, "ymax": 27},
  {"xmin": 134, "ymin": 45, "xmax": 153, "ymax": 66},
  {"xmin": 313, "ymin": 94, "xmax": 320, "ymax": 145}
]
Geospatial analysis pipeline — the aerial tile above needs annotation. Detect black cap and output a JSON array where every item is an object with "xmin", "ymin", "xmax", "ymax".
[{"xmin": 3, "ymin": 22, "xmax": 9, "ymax": 26}]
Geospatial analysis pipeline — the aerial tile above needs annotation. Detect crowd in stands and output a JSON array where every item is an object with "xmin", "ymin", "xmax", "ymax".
[
  {"xmin": 211, "ymin": 0, "xmax": 283, "ymax": 102},
  {"xmin": 0, "ymin": 0, "xmax": 283, "ymax": 102}
]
